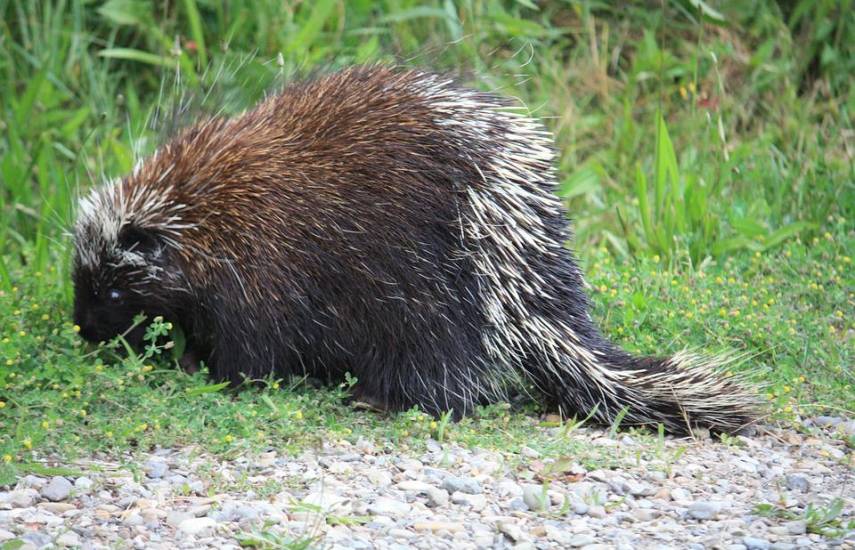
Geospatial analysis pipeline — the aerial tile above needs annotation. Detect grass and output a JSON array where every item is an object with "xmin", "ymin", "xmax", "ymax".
[
  {"xmin": 754, "ymin": 499, "xmax": 855, "ymax": 539},
  {"xmin": 0, "ymin": 1, "xmax": 853, "ymax": 473}
]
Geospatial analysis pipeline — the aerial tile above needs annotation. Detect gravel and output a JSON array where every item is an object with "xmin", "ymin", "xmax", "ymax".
[{"xmin": 0, "ymin": 418, "xmax": 852, "ymax": 549}]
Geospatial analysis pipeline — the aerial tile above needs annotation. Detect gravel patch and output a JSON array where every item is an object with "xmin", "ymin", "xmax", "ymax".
[{"xmin": 0, "ymin": 420, "xmax": 852, "ymax": 549}]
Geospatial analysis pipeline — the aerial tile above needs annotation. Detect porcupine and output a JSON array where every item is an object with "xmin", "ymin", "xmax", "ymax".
[{"xmin": 71, "ymin": 66, "xmax": 757, "ymax": 434}]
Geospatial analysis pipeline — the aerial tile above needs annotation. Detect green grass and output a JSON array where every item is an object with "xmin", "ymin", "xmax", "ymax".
[
  {"xmin": 754, "ymin": 498, "xmax": 855, "ymax": 539},
  {"xmin": 0, "ymin": 0, "xmax": 853, "ymax": 472}
]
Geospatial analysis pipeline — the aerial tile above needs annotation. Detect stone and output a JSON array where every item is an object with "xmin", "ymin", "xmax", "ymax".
[
  {"xmin": 508, "ymin": 497, "xmax": 528, "ymax": 512},
  {"xmin": 784, "ymin": 520, "xmax": 807, "ymax": 535},
  {"xmin": 496, "ymin": 480, "xmax": 523, "ymax": 497},
  {"xmin": 497, "ymin": 521, "xmax": 526, "ymax": 542},
  {"xmin": 441, "ymin": 475, "xmax": 482, "ymax": 495},
  {"xmin": 522, "ymin": 485, "xmax": 547, "ymax": 512},
  {"xmin": 450, "ymin": 492, "xmax": 487, "ymax": 511},
  {"xmin": 569, "ymin": 534, "xmax": 596, "ymax": 547},
  {"xmin": 367, "ymin": 497, "xmax": 410, "ymax": 516},
  {"xmin": 412, "ymin": 521, "xmax": 464, "ymax": 532},
  {"xmin": 123, "ymin": 512, "xmax": 144, "ymax": 526},
  {"xmin": 632, "ymin": 509, "xmax": 661, "ymax": 521},
  {"xmin": 396, "ymin": 480, "xmax": 431, "ymax": 492},
  {"xmin": 56, "ymin": 531, "xmax": 81, "ymax": 547},
  {"xmin": 38, "ymin": 502, "xmax": 75, "ymax": 514},
  {"xmin": 424, "ymin": 487, "xmax": 448, "ymax": 507},
  {"xmin": 166, "ymin": 510, "xmax": 194, "ymax": 527},
  {"xmin": 586, "ymin": 505, "xmax": 606, "ymax": 518},
  {"xmin": 520, "ymin": 446, "xmax": 540, "ymax": 458},
  {"xmin": 544, "ymin": 525, "xmax": 572, "ymax": 545},
  {"xmin": 670, "ymin": 487, "xmax": 691, "ymax": 501},
  {"xmin": 743, "ymin": 537, "xmax": 770, "ymax": 550},
  {"xmin": 40, "ymin": 477, "xmax": 72, "ymax": 502},
  {"xmin": 688, "ymin": 501, "xmax": 724, "ymax": 520},
  {"xmin": 178, "ymin": 516, "xmax": 217, "ymax": 536},
  {"xmin": 7, "ymin": 489, "xmax": 39, "ymax": 508},
  {"xmin": 810, "ymin": 416, "xmax": 843, "ymax": 428},
  {"xmin": 144, "ymin": 459, "xmax": 169, "ymax": 479},
  {"xmin": 785, "ymin": 474, "xmax": 810, "ymax": 493},
  {"xmin": 19, "ymin": 475, "xmax": 46, "ymax": 489},
  {"xmin": 302, "ymin": 491, "xmax": 351, "ymax": 514},
  {"xmin": 366, "ymin": 470, "xmax": 392, "ymax": 487},
  {"xmin": 21, "ymin": 532, "xmax": 53, "ymax": 548},
  {"xmin": 626, "ymin": 480, "xmax": 655, "ymax": 496}
]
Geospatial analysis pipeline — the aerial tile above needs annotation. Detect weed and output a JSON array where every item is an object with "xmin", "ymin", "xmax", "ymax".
[{"xmin": 754, "ymin": 498, "xmax": 855, "ymax": 538}]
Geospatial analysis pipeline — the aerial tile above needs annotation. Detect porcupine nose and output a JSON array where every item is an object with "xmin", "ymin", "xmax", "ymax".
[{"xmin": 74, "ymin": 311, "xmax": 99, "ymax": 343}]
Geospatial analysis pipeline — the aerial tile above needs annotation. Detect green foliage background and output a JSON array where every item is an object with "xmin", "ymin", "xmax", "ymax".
[{"xmin": 0, "ymin": 1, "xmax": 852, "ymax": 468}]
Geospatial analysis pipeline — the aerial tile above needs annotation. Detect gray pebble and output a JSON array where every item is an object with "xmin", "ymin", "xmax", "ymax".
[
  {"xmin": 688, "ymin": 500, "xmax": 723, "ymax": 520},
  {"xmin": 4, "ymin": 489, "xmax": 38, "ymax": 508},
  {"xmin": 187, "ymin": 480, "xmax": 205, "ymax": 495},
  {"xmin": 166, "ymin": 510, "xmax": 194, "ymax": 527},
  {"xmin": 21, "ymin": 532, "xmax": 53, "ymax": 549},
  {"xmin": 496, "ymin": 480, "xmax": 523, "ymax": 497},
  {"xmin": 40, "ymin": 477, "xmax": 72, "ymax": 502},
  {"xmin": 571, "ymin": 500, "xmax": 589, "ymax": 515},
  {"xmin": 368, "ymin": 497, "xmax": 411, "ymax": 516},
  {"xmin": 569, "ymin": 534, "xmax": 595, "ymax": 547},
  {"xmin": 441, "ymin": 475, "xmax": 482, "ymax": 495},
  {"xmin": 810, "ymin": 416, "xmax": 843, "ymax": 427},
  {"xmin": 671, "ymin": 487, "xmax": 692, "ymax": 501},
  {"xmin": 743, "ymin": 537, "xmax": 770, "ymax": 550},
  {"xmin": 73, "ymin": 477, "xmax": 93, "ymax": 492},
  {"xmin": 178, "ymin": 516, "xmax": 217, "ymax": 536},
  {"xmin": 783, "ymin": 520, "xmax": 807, "ymax": 535},
  {"xmin": 785, "ymin": 473, "xmax": 810, "ymax": 493},
  {"xmin": 166, "ymin": 474, "xmax": 187, "ymax": 485},
  {"xmin": 522, "ymin": 484, "xmax": 547, "ymax": 512},
  {"xmin": 366, "ymin": 470, "xmax": 392, "ymax": 487},
  {"xmin": 625, "ymin": 480, "xmax": 654, "ymax": 496},
  {"xmin": 520, "ymin": 446, "xmax": 540, "ymax": 458},
  {"xmin": 422, "ymin": 467, "xmax": 448, "ymax": 482},
  {"xmin": 423, "ymin": 487, "xmax": 448, "ymax": 507},
  {"xmin": 497, "ymin": 521, "xmax": 526, "ymax": 542},
  {"xmin": 507, "ymin": 497, "xmax": 528, "ymax": 511},
  {"xmin": 19, "ymin": 475, "xmax": 46, "ymax": 489},
  {"xmin": 144, "ymin": 459, "xmax": 169, "ymax": 479},
  {"xmin": 55, "ymin": 531, "xmax": 81, "ymax": 547},
  {"xmin": 123, "ymin": 512, "xmax": 144, "ymax": 526},
  {"xmin": 451, "ymin": 492, "xmax": 487, "ymax": 511},
  {"xmin": 632, "ymin": 509, "xmax": 660, "ymax": 521},
  {"xmin": 586, "ymin": 505, "xmax": 606, "ymax": 518}
]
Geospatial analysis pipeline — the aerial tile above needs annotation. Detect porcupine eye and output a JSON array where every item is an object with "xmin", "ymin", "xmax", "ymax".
[{"xmin": 106, "ymin": 288, "xmax": 125, "ymax": 305}]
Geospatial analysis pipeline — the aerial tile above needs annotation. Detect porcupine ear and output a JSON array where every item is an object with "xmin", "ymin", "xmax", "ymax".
[{"xmin": 117, "ymin": 226, "xmax": 164, "ymax": 261}]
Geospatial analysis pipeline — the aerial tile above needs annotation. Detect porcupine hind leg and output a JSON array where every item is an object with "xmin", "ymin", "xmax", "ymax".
[
  {"xmin": 347, "ymin": 325, "xmax": 501, "ymax": 420},
  {"xmin": 353, "ymin": 352, "xmax": 502, "ymax": 420}
]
